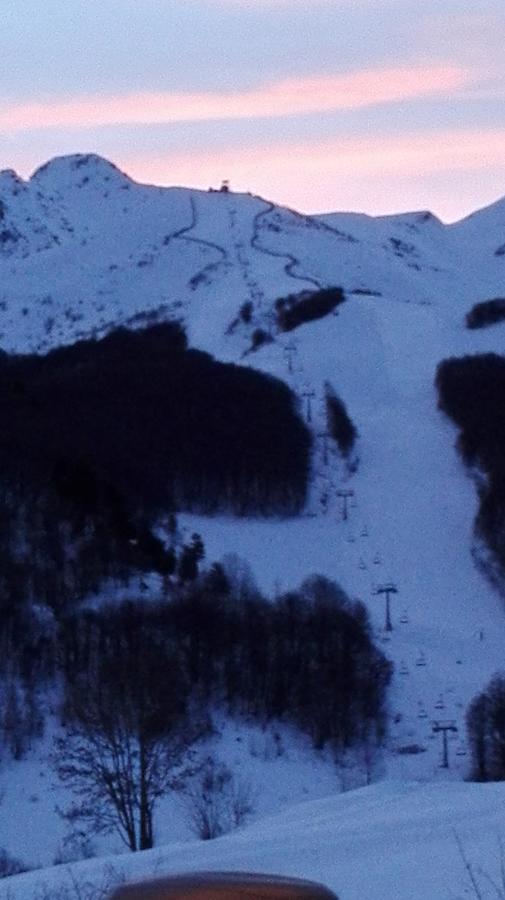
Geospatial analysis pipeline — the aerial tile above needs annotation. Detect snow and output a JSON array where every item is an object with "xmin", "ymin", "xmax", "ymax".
[
  {"xmin": 3, "ymin": 780, "xmax": 505, "ymax": 899},
  {"xmin": 1, "ymin": 154, "xmax": 505, "ymax": 896}
]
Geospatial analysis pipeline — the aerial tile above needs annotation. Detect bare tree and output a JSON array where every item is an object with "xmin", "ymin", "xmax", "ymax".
[
  {"xmin": 53, "ymin": 626, "xmax": 208, "ymax": 852},
  {"xmin": 183, "ymin": 756, "xmax": 255, "ymax": 840}
]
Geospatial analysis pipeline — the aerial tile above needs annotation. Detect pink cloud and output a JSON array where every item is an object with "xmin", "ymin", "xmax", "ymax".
[
  {"xmin": 122, "ymin": 127, "xmax": 505, "ymax": 184},
  {"xmin": 205, "ymin": 0, "xmax": 378, "ymax": 6},
  {"xmin": 0, "ymin": 64, "xmax": 472, "ymax": 133},
  {"xmin": 118, "ymin": 126, "xmax": 505, "ymax": 220},
  {"xmin": 204, "ymin": 0, "xmax": 357, "ymax": 5}
]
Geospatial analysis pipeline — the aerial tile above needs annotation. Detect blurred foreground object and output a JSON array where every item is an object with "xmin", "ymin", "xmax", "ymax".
[{"xmin": 110, "ymin": 870, "xmax": 339, "ymax": 898}]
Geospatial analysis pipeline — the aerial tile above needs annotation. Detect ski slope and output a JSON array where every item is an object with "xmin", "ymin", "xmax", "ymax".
[{"xmin": 1, "ymin": 153, "xmax": 505, "ymax": 894}]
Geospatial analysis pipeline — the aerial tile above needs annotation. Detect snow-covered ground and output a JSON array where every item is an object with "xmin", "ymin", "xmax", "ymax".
[
  {"xmin": 1, "ymin": 154, "xmax": 505, "ymax": 896},
  {"xmin": 3, "ymin": 780, "xmax": 505, "ymax": 899}
]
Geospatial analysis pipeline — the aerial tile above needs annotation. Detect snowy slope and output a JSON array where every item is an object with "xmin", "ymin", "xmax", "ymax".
[
  {"xmin": 3, "ymin": 781, "xmax": 505, "ymax": 900},
  {"xmin": 1, "ymin": 152, "xmax": 503, "ymax": 356},
  {"xmin": 1, "ymin": 153, "xmax": 505, "ymax": 891}
]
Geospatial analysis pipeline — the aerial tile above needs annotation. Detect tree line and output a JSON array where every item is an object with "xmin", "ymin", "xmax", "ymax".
[
  {"xmin": 467, "ymin": 674, "xmax": 505, "ymax": 782},
  {"xmin": 0, "ymin": 322, "xmax": 311, "ymax": 621},
  {"xmin": 465, "ymin": 297, "xmax": 505, "ymax": 329},
  {"xmin": 58, "ymin": 571, "xmax": 391, "ymax": 755},
  {"xmin": 436, "ymin": 353, "xmax": 505, "ymax": 582},
  {"xmin": 275, "ymin": 287, "xmax": 346, "ymax": 332},
  {"xmin": 0, "ymin": 564, "xmax": 391, "ymax": 852},
  {"xmin": 324, "ymin": 381, "xmax": 357, "ymax": 459},
  {"xmin": 54, "ymin": 571, "xmax": 390, "ymax": 851},
  {"xmin": 0, "ymin": 321, "xmax": 310, "ymax": 519}
]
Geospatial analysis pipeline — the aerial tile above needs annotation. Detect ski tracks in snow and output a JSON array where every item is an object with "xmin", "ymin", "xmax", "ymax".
[
  {"xmin": 167, "ymin": 194, "xmax": 231, "ymax": 290},
  {"xmin": 251, "ymin": 199, "xmax": 325, "ymax": 291}
]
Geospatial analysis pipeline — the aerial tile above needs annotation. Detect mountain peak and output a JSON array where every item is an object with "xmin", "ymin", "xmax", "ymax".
[
  {"xmin": 379, "ymin": 209, "xmax": 443, "ymax": 227},
  {"xmin": 0, "ymin": 168, "xmax": 26, "ymax": 194},
  {"xmin": 451, "ymin": 193, "xmax": 505, "ymax": 228},
  {"xmin": 30, "ymin": 153, "xmax": 132, "ymax": 192}
]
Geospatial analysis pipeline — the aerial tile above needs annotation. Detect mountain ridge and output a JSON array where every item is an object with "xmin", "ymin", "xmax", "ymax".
[{"xmin": 1, "ymin": 153, "xmax": 503, "ymax": 359}]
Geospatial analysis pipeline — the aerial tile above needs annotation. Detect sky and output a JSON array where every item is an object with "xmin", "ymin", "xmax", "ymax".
[{"xmin": 1, "ymin": 0, "xmax": 504, "ymax": 221}]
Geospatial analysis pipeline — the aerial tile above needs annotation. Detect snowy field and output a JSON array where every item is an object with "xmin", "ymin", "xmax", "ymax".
[{"xmin": 3, "ymin": 780, "xmax": 505, "ymax": 899}]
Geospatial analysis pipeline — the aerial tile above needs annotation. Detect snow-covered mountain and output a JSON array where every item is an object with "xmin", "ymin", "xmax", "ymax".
[
  {"xmin": 1, "ymin": 152, "xmax": 504, "ymax": 356},
  {"xmin": 1, "ymin": 154, "xmax": 505, "ymax": 898}
]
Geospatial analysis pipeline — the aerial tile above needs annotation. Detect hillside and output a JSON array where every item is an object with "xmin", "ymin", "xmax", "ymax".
[
  {"xmin": 4, "ymin": 781, "xmax": 505, "ymax": 900},
  {"xmin": 1, "ymin": 154, "xmax": 505, "ymax": 897},
  {"xmin": 1, "ymin": 153, "xmax": 504, "ymax": 358}
]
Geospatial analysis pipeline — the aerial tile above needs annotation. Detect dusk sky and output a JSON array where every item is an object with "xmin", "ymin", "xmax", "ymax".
[{"xmin": 1, "ymin": 0, "xmax": 504, "ymax": 220}]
